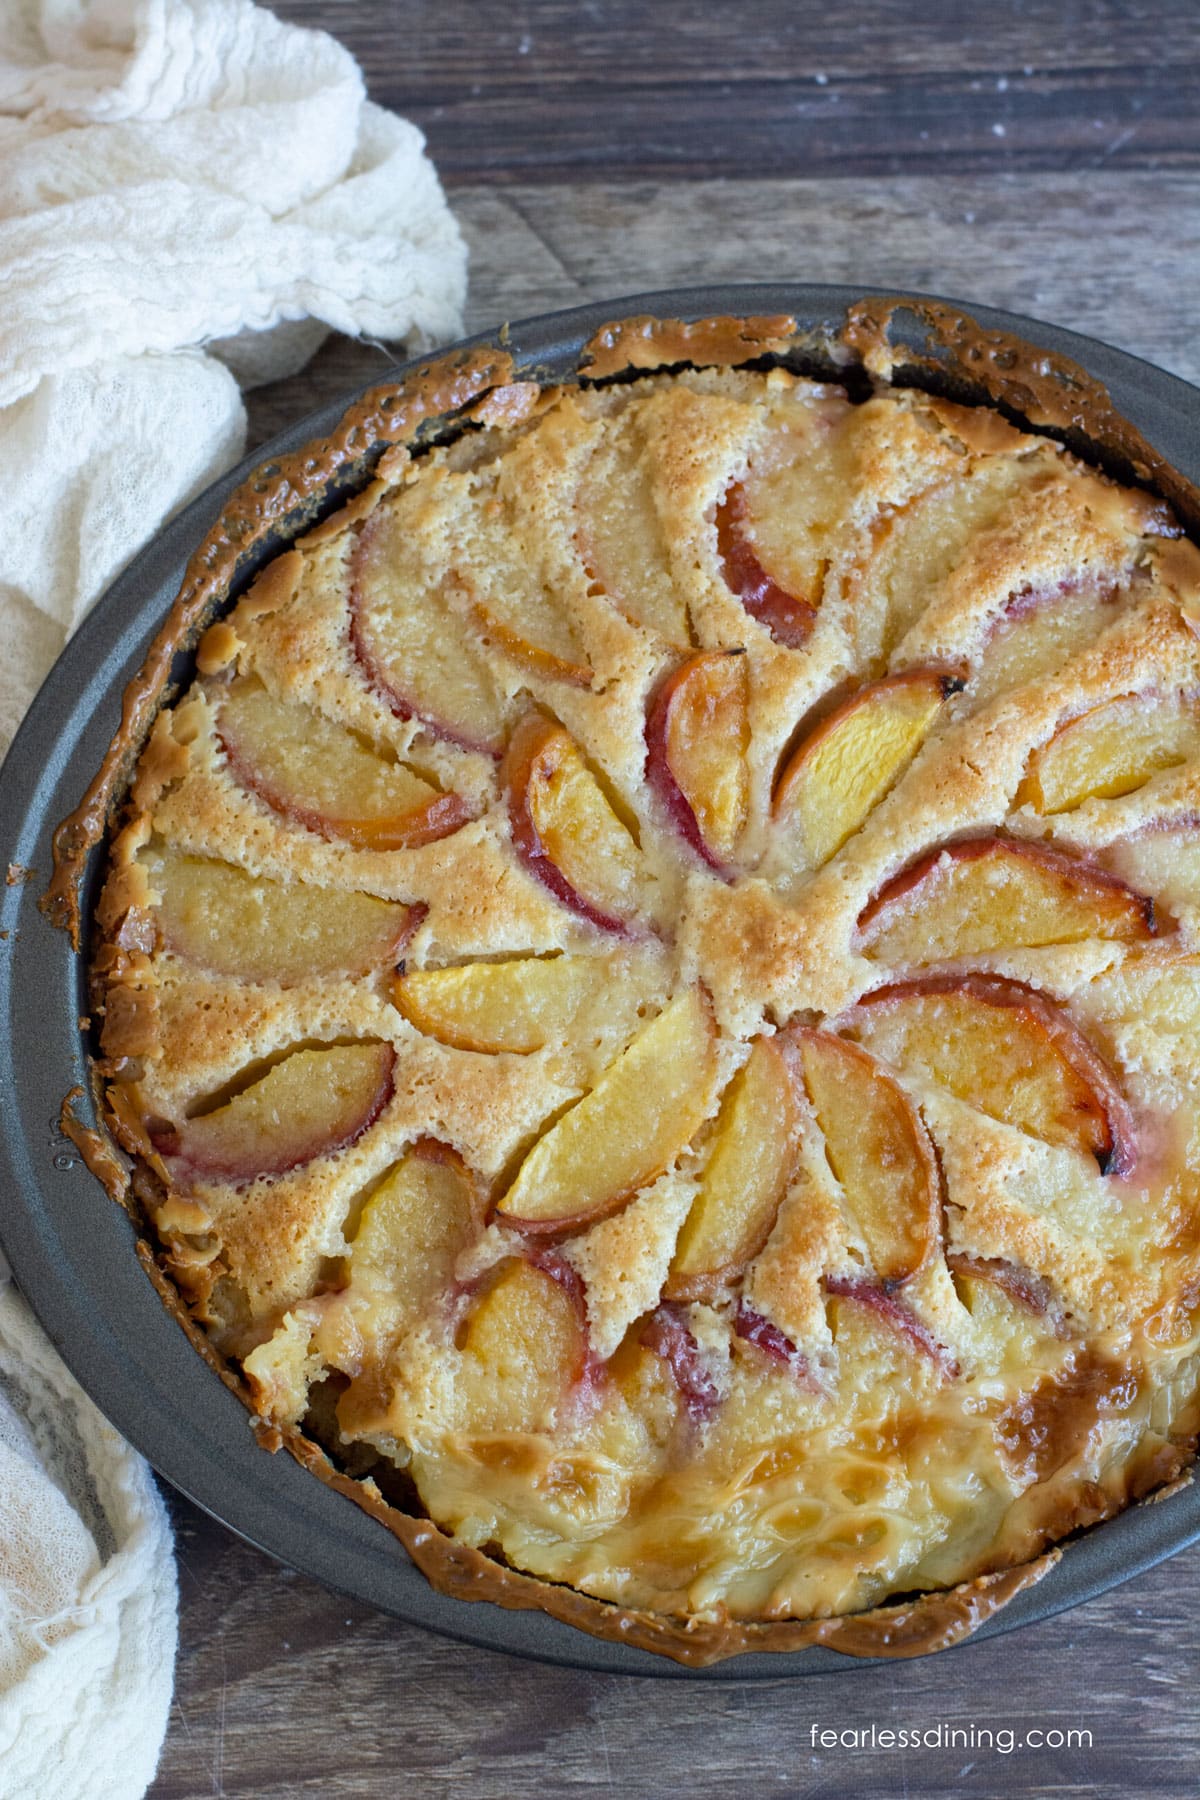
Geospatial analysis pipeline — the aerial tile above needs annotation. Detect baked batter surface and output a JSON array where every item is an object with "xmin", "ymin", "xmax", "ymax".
[{"xmin": 94, "ymin": 361, "xmax": 1200, "ymax": 1644}]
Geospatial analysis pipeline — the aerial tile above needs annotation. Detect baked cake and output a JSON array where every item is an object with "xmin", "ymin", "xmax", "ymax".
[{"xmin": 86, "ymin": 314, "xmax": 1200, "ymax": 1662}]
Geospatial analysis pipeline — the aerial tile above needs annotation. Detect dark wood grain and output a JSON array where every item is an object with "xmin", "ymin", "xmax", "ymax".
[
  {"xmin": 268, "ymin": 0, "xmax": 1200, "ymax": 183},
  {"xmin": 152, "ymin": 1485, "xmax": 1200, "ymax": 1800},
  {"xmin": 148, "ymin": 5, "xmax": 1200, "ymax": 1793}
]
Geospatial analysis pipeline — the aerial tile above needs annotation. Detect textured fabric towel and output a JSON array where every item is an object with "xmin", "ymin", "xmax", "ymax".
[
  {"xmin": 0, "ymin": 3, "xmax": 466, "ymax": 1793},
  {"xmin": 0, "ymin": 0, "xmax": 467, "ymax": 751},
  {"xmin": 0, "ymin": 1263, "xmax": 177, "ymax": 1800}
]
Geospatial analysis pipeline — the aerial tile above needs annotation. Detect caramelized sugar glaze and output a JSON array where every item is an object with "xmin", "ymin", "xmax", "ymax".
[{"xmin": 77, "ymin": 304, "xmax": 1200, "ymax": 1662}]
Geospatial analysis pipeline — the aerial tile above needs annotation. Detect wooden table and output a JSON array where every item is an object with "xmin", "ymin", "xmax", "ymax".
[{"xmin": 152, "ymin": 7, "xmax": 1200, "ymax": 1794}]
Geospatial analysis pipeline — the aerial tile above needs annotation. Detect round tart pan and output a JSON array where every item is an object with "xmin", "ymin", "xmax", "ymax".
[{"xmin": 3, "ymin": 285, "xmax": 1200, "ymax": 1679}]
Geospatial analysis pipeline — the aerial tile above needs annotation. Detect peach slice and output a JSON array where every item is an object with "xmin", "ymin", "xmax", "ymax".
[
  {"xmin": 218, "ymin": 684, "xmax": 470, "ymax": 851},
  {"xmin": 1102, "ymin": 820, "xmax": 1200, "ymax": 919},
  {"xmin": 606, "ymin": 1329, "xmax": 684, "ymax": 1437},
  {"xmin": 790, "ymin": 1029, "xmax": 940, "ymax": 1289},
  {"xmin": 945, "ymin": 1251, "xmax": 1064, "ymax": 1328},
  {"xmin": 846, "ymin": 974, "xmax": 1136, "ymax": 1175},
  {"xmin": 391, "ymin": 954, "xmax": 608, "ymax": 1054},
  {"xmin": 639, "ymin": 1304, "xmax": 719, "ymax": 1421},
  {"xmin": 147, "ymin": 843, "xmax": 420, "ymax": 984},
  {"xmin": 645, "ymin": 651, "xmax": 750, "ymax": 871},
  {"xmin": 333, "ymin": 1141, "xmax": 482, "ymax": 1437},
  {"xmin": 349, "ymin": 507, "xmax": 510, "ymax": 756},
  {"xmin": 151, "ymin": 1041, "xmax": 394, "ymax": 1183},
  {"xmin": 495, "ymin": 987, "xmax": 717, "ymax": 1234},
  {"xmin": 458, "ymin": 1253, "xmax": 589, "ymax": 1432},
  {"xmin": 348, "ymin": 1140, "xmax": 480, "ymax": 1324},
  {"xmin": 1019, "ymin": 691, "xmax": 1200, "ymax": 814},
  {"xmin": 458, "ymin": 498, "xmax": 593, "ymax": 688},
  {"xmin": 575, "ymin": 412, "xmax": 691, "ymax": 646},
  {"xmin": 732, "ymin": 1302, "xmax": 807, "ymax": 1373},
  {"xmin": 857, "ymin": 834, "xmax": 1158, "ymax": 964},
  {"xmin": 716, "ymin": 482, "xmax": 816, "ymax": 649},
  {"xmin": 468, "ymin": 586, "xmax": 593, "ymax": 689},
  {"xmin": 666, "ymin": 1037, "xmax": 799, "ymax": 1300},
  {"xmin": 825, "ymin": 1276, "xmax": 958, "ymax": 1376},
  {"xmin": 503, "ymin": 712, "xmax": 649, "ymax": 934},
  {"xmin": 773, "ymin": 670, "xmax": 959, "ymax": 870}
]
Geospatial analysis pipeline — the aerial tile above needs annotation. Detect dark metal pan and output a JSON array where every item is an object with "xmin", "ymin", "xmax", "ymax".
[{"xmin": 3, "ymin": 285, "xmax": 1199, "ymax": 1678}]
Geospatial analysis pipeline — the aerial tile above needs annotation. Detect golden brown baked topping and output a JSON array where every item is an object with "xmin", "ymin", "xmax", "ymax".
[{"xmin": 89, "ymin": 329, "xmax": 1200, "ymax": 1663}]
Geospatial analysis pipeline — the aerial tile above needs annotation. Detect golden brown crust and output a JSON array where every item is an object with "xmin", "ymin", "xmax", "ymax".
[
  {"xmin": 581, "ymin": 314, "xmax": 799, "ymax": 380},
  {"xmin": 59, "ymin": 1088, "xmax": 131, "ymax": 1208}
]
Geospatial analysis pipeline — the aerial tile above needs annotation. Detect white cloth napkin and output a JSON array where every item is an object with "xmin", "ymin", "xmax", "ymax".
[
  {"xmin": 0, "ymin": 3, "xmax": 467, "ymax": 1793},
  {"xmin": 0, "ymin": 1263, "xmax": 177, "ymax": 1800},
  {"xmin": 0, "ymin": 0, "xmax": 467, "ymax": 751}
]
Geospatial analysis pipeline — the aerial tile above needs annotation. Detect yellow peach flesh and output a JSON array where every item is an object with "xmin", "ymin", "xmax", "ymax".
[
  {"xmin": 795, "ymin": 1030, "xmax": 938, "ymax": 1288},
  {"xmin": 149, "ymin": 843, "xmax": 414, "ymax": 982},
  {"xmin": 348, "ymin": 1145, "xmax": 478, "ymax": 1323},
  {"xmin": 459, "ymin": 1258, "xmax": 586, "ymax": 1433},
  {"xmin": 847, "ymin": 981, "xmax": 1126, "ymax": 1168},
  {"xmin": 859, "ymin": 837, "xmax": 1156, "ymax": 964},
  {"xmin": 656, "ymin": 653, "xmax": 750, "ymax": 865},
  {"xmin": 496, "ymin": 988, "xmax": 716, "ymax": 1231},
  {"xmin": 220, "ymin": 684, "xmax": 461, "ymax": 849},
  {"xmin": 161, "ymin": 1042, "xmax": 393, "ymax": 1181},
  {"xmin": 1021, "ymin": 693, "xmax": 1200, "ymax": 814},
  {"xmin": 392, "ymin": 955, "xmax": 608, "ymax": 1053},
  {"xmin": 667, "ymin": 1037, "xmax": 798, "ymax": 1296},
  {"xmin": 510, "ymin": 716, "xmax": 649, "ymax": 930},
  {"xmin": 775, "ymin": 675, "xmax": 949, "ymax": 869}
]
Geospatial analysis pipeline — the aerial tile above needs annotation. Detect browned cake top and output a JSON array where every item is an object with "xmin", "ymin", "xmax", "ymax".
[{"xmin": 94, "ymin": 361, "xmax": 1200, "ymax": 1647}]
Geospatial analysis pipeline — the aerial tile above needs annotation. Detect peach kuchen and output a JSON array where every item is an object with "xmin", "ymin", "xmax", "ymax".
[{"xmin": 86, "ymin": 326, "xmax": 1200, "ymax": 1662}]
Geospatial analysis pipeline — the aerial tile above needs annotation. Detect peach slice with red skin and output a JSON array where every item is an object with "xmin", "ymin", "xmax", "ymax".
[
  {"xmin": 457, "ymin": 1253, "xmax": 590, "ymax": 1433},
  {"xmin": 147, "ymin": 843, "xmax": 422, "ymax": 984},
  {"xmin": 494, "ymin": 987, "xmax": 717, "ymax": 1235},
  {"xmin": 825, "ymin": 1276, "xmax": 959, "ymax": 1377},
  {"xmin": 716, "ymin": 482, "xmax": 816, "ymax": 649},
  {"xmin": 774, "ymin": 670, "xmax": 961, "ymax": 870},
  {"xmin": 645, "ymin": 651, "xmax": 750, "ymax": 871},
  {"xmin": 1019, "ymin": 690, "xmax": 1200, "ymax": 815},
  {"xmin": 349, "ymin": 508, "xmax": 510, "ymax": 757},
  {"xmin": 732, "ymin": 1302, "xmax": 818, "ymax": 1385},
  {"xmin": 946, "ymin": 1251, "xmax": 1067, "ymax": 1333},
  {"xmin": 391, "ymin": 954, "xmax": 609, "ymax": 1055},
  {"xmin": 788, "ymin": 1028, "xmax": 941, "ymax": 1289},
  {"xmin": 666, "ymin": 1036, "xmax": 799, "ymax": 1301},
  {"xmin": 523, "ymin": 1247, "xmax": 603, "ymax": 1390},
  {"xmin": 844, "ymin": 974, "xmax": 1136, "ymax": 1176},
  {"xmin": 503, "ymin": 712, "xmax": 649, "ymax": 935},
  {"xmin": 218, "ymin": 684, "xmax": 470, "ymax": 851},
  {"xmin": 639, "ymin": 1304, "xmax": 719, "ymax": 1422},
  {"xmin": 151, "ymin": 1042, "xmax": 395, "ymax": 1184},
  {"xmin": 857, "ymin": 833, "xmax": 1158, "ymax": 964}
]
